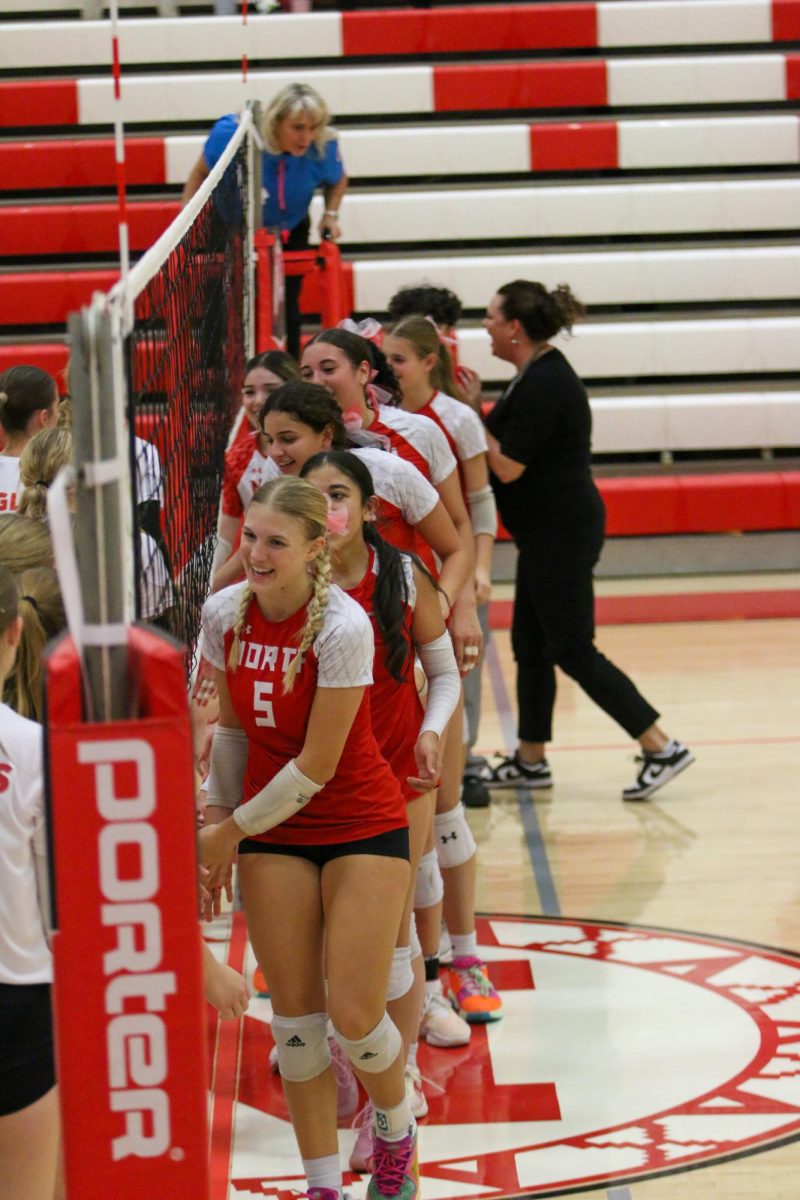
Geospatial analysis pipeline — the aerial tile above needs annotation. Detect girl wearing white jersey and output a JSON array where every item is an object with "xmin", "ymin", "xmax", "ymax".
[
  {"xmin": 383, "ymin": 316, "xmax": 503, "ymax": 1030},
  {"xmin": 0, "ymin": 562, "xmax": 59, "ymax": 1200},
  {"xmin": 0, "ymin": 366, "xmax": 60, "ymax": 517}
]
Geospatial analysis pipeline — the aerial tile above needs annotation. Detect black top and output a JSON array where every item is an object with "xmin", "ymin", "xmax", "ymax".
[{"xmin": 484, "ymin": 346, "xmax": 602, "ymax": 544}]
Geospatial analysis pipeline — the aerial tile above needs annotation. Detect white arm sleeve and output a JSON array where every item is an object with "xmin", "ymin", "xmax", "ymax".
[
  {"xmin": 206, "ymin": 726, "xmax": 248, "ymax": 810},
  {"xmin": 211, "ymin": 532, "xmax": 234, "ymax": 577},
  {"xmin": 467, "ymin": 485, "xmax": 498, "ymax": 538},
  {"xmin": 418, "ymin": 632, "xmax": 461, "ymax": 738},
  {"xmin": 233, "ymin": 759, "xmax": 324, "ymax": 837}
]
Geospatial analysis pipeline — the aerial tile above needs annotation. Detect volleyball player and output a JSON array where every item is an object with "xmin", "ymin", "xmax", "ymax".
[
  {"xmin": 199, "ymin": 476, "xmax": 419, "ymax": 1200},
  {"xmin": 0, "ymin": 366, "xmax": 60, "ymax": 515},
  {"xmin": 301, "ymin": 449, "xmax": 461, "ymax": 1159}
]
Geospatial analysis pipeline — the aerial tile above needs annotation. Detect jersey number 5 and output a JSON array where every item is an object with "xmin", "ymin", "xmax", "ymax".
[{"xmin": 254, "ymin": 681, "xmax": 275, "ymax": 728}]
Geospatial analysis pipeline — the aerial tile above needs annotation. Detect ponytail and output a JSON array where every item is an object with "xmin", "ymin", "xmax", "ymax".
[
  {"xmin": 6, "ymin": 566, "xmax": 65, "ymax": 720},
  {"xmin": 496, "ymin": 280, "xmax": 586, "ymax": 342}
]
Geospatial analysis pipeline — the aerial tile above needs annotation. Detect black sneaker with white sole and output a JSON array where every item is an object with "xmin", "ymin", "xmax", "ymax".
[
  {"xmin": 622, "ymin": 741, "xmax": 695, "ymax": 801},
  {"xmin": 481, "ymin": 753, "xmax": 553, "ymax": 790}
]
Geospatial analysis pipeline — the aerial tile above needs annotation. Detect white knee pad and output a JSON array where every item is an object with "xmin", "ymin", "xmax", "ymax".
[
  {"xmin": 333, "ymin": 1012, "xmax": 402, "ymax": 1075},
  {"xmin": 271, "ymin": 1012, "xmax": 331, "ymax": 1082},
  {"xmin": 409, "ymin": 913, "xmax": 422, "ymax": 961},
  {"xmin": 434, "ymin": 802, "xmax": 477, "ymax": 869},
  {"xmin": 414, "ymin": 848, "xmax": 444, "ymax": 909},
  {"xmin": 387, "ymin": 945, "xmax": 414, "ymax": 1002}
]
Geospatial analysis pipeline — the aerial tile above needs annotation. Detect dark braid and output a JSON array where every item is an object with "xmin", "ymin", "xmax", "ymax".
[{"xmin": 300, "ymin": 449, "xmax": 430, "ymax": 684}]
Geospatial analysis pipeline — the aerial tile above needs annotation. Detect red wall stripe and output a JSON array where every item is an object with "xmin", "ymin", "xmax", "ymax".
[
  {"xmin": 342, "ymin": 3, "xmax": 597, "ymax": 56},
  {"xmin": 0, "ymin": 80, "xmax": 79, "ymax": 128},
  {"xmin": 0, "ymin": 271, "xmax": 118, "ymax": 325},
  {"xmin": 0, "ymin": 343, "xmax": 69, "ymax": 379},
  {"xmin": 772, "ymin": 0, "xmax": 800, "ymax": 40},
  {"xmin": 434, "ymin": 61, "xmax": 608, "ymax": 112},
  {"xmin": 0, "ymin": 202, "xmax": 179, "ymax": 257},
  {"xmin": 530, "ymin": 120, "xmax": 618, "ymax": 170},
  {"xmin": 785, "ymin": 53, "xmax": 800, "ymax": 98},
  {"xmin": 0, "ymin": 138, "xmax": 167, "ymax": 192}
]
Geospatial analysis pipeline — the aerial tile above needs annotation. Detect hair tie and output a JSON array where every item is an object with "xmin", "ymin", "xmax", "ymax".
[
  {"xmin": 325, "ymin": 496, "xmax": 349, "ymax": 536},
  {"xmin": 338, "ymin": 317, "xmax": 384, "ymax": 348},
  {"xmin": 425, "ymin": 314, "xmax": 458, "ymax": 349},
  {"xmin": 35, "ymin": 479, "xmax": 49, "ymax": 488},
  {"xmin": 21, "ymin": 594, "xmax": 39, "ymax": 612}
]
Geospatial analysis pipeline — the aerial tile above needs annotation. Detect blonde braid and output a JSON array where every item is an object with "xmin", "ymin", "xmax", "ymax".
[
  {"xmin": 227, "ymin": 584, "xmax": 253, "ymax": 672},
  {"xmin": 283, "ymin": 547, "xmax": 332, "ymax": 693}
]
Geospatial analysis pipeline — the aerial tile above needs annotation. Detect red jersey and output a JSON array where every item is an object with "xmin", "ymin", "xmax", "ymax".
[
  {"xmin": 221, "ymin": 432, "xmax": 280, "ymax": 520},
  {"xmin": 346, "ymin": 549, "xmax": 423, "ymax": 803},
  {"xmin": 366, "ymin": 392, "xmax": 457, "ymax": 487},
  {"xmin": 202, "ymin": 582, "xmax": 406, "ymax": 844}
]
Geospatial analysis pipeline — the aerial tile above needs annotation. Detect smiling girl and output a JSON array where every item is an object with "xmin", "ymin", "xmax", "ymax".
[{"xmin": 200, "ymin": 475, "xmax": 418, "ymax": 1200}]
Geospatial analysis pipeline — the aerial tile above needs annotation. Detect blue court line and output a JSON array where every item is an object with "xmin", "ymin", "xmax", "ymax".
[{"xmin": 484, "ymin": 640, "xmax": 632, "ymax": 1200}]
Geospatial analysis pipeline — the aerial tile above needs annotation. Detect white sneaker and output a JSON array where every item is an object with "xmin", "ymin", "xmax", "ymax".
[
  {"xmin": 419, "ymin": 979, "xmax": 471, "ymax": 1047},
  {"xmin": 405, "ymin": 1064, "xmax": 428, "ymax": 1119}
]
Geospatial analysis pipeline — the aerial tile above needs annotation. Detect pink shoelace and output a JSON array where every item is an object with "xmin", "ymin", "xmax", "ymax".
[{"xmin": 371, "ymin": 1132, "xmax": 415, "ymax": 1197}]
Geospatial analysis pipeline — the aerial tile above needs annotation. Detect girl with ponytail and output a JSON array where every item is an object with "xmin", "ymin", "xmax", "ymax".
[
  {"xmin": 300, "ymin": 448, "xmax": 461, "ymax": 1166},
  {"xmin": 199, "ymin": 474, "xmax": 422, "ymax": 1200},
  {"xmin": 4, "ymin": 567, "xmax": 65, "ymax": 722}
]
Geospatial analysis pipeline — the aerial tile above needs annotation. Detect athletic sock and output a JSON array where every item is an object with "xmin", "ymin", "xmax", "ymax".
[
  {"xmin": 302, "ymin": 1153, "xmax": 342, "ymax": 1195},
  {"xmin": 407, "ymin": 1041, "xmax": 419, "ymax": 1070},
  {"xmin": 451, "ymin": 931, "xmax": 479, "ymax": 959},
  {"xmin": 373, "ymin": 1097, "xmax": 415, "ymax": 1142}
]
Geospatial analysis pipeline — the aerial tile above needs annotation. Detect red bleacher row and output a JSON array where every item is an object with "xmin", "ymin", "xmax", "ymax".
[{"xmin": 3, "ymin": 57, "xmax": 800, "ymax": 128}]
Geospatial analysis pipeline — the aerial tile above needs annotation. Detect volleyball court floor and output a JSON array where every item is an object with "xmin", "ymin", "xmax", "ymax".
[{"xmin": 204, "ymin": 583, "xmax": 800, "ymax": 1200}]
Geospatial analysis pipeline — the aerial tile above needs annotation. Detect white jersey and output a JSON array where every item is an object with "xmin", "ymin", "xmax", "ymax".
[
  {"xmin": 0, "ymin": 703, "xmax": 51, "ymax": 985},
  {"xmin": 134, "ymin": 435, "xmax": 163, "ymax": 504},
  {"xmin": 353, "ymin": 447, "xmax": 439, "ymax": 529},
  {"xmin": 371, "ymin": 403, "xmax": 458, "ymax": 487},
  {"xmin": 427, "ymin": 391, "xmax": 488, "ymax": 462},
  {"xmin": 0, "ymin": 454, "xmax": 22, "ymax": 514}
]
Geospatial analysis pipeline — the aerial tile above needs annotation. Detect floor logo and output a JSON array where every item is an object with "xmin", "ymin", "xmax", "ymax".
[{"xmin": 227, "ymin": 915, "xmax": 800, "ymax": 1197}]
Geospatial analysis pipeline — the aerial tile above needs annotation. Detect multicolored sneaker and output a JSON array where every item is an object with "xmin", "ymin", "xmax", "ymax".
[
  {"xmin": 367, "ymin": 1125, "xmax": 419, "ymax": 1200},
  {"xmin": 330, "ymin": 1035, "xmax": 359, "ymax": 1120},
  {"xmin": 305, "ymin": 1190, "xmax": 340, "ymax": 1200},
  {"xmin": 419, "ymin": 979, "xmax": 471, "ymax": 1047},
  {"xmin": 445, "ymin": 956, "xmax": 503, "ymax": 1023},
  {"xmin": 349, "ymin": 1101, "xmax": 374, "ymax": 1173},
  {"xmin": 405, "ymin": 1064, "xmax": 428, "ymax": 1119}
]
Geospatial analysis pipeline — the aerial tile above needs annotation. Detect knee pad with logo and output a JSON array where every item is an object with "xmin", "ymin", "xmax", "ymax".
[
  {"xmin": 271, "ymin": 1011, "xmax": 330, "ymax": 1082},
  {"xmin": 434, "ymin": 802, "xmax": 476, "ymax": 869}
]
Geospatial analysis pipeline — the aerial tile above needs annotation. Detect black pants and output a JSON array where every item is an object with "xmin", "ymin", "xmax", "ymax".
[
  {"xmin": 511, "ymin": 502, "xmax": 659, "ymax": 744},
  {"xmin": 284, "ymin": 216, "xmax": 310, "ymax": 360}
]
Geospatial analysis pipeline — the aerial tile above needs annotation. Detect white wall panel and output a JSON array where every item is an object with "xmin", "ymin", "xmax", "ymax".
[
  {"xmin": 320, "ymin": 179, "xmax": 800, "ymax": 245},
  {"xmin": 0, "ymin": 14, "xmax": 341, "ymax": 70},
  {"xmin": 618, "ymin": 116, "xmax": 800, "ymax": 169},
  {"xmin": 665, "ymin": 393, "xmax": 772, "ymax": 449},
  {"xmin": 598, "ymin": 1, "xmax": 771, "ymax": 48},
  {"xmin": 607, "ymin": 55, "xmax": 786, "ymax": 106},
  {"xmin": 77, "ymin": 66, "xmax": 433, "ymax": 125},
  {"xmin": 765, "ymin": 393, "xmax": 800, "ymax": 445},
  {"xmin": 456, "ymin": 319, "xmax": 800, "ymax": 382},
  {"xmin": 164, "ymin": 136, "xmax": 204, "ymax": 184},
  {"xmin": 353, "ymin": 246, "xmax": 800, "ymax": 311},
  {"xmin": 590, "ymin": 397, "xmax": 668, "ymax": 453},
  {"xmin": 338, "ymin": 124, "xmax": 530, "ymax": 178}
]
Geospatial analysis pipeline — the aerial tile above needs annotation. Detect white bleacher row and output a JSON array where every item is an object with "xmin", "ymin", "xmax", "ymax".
[
  {"xmin": 352, "ymin": 245, "xmax": 800, "ymax": 313},
  {"xmin": 306, "ymin": 178, "xmax": 800, "ymax": 244},
  {"xmin": 161, "ymin": 114, "xmax": 800, "ymax": 181},
  {"xmin": 0, "ymin": 1, "xmax": 786, "ymax": 67},
  {"xmin": 455, "ymin": 318, "xmax": 800, "ymax": 384},
  {"xmin": 41, "ymin": 56, "xmax": 796, "ymax": 126},
  {"xmin": 590, "ymin": 391, "xmax": 800, "ymax": 454}
]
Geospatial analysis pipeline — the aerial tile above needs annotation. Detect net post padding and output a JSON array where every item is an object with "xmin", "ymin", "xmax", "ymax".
[{"xmin": 44, "ymin": 626, "xmax": 209, "ymax": 1197}]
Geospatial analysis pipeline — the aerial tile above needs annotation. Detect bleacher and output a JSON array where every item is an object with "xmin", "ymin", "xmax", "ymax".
[{"xmin": 1, "ymin": 0, "xmax": 799, "ymax": 576}]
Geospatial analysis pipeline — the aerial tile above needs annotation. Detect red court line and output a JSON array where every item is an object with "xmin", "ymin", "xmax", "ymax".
[
  {"xmin": 433, "ymin": 60, "xmax": 608, "ymax": 112},
  {"xmin": 0, "ymin": 137, "xmax": 167, "ymax": 192},
  {"xmin": 490, "ymin": 590, "xmax": 800, "ymax": 629},
  {"xmin": 209, "ymin": 912, "xmax": 248, "ymax": 1200},
  {"xmin": 773, "ymin": 0, "xmax": 800, "ymax": 40},
  {"xmin": 530, "ymin": 120, "xmax": 618, "ymax": 170},
  {"xmin": 0, "ymin": 79, "xmax": 78, "ymax": 127},
  {"xmin": 342, "ymin": 3, "xmax": 597, "ymax": 56}
]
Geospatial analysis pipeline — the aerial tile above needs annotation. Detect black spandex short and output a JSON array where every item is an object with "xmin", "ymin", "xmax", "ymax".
[
  {"xmin": 0, "ymin": 982, "xmax": 55, "ymax": 1115},
  {"xmin": 238, "ymin": 824, "xmax": 410, "ymax": 868}
]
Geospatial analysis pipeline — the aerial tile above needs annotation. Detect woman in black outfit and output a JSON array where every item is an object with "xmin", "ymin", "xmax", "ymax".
[{"xmin": 480, "ymin": 280, "xmax": 694, "ymax": 801}]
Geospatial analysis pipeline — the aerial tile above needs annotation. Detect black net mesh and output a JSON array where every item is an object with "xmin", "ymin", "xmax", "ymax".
[{"xmin": 127, "ymin": 138, "xmax": 249, "ymax": 676}]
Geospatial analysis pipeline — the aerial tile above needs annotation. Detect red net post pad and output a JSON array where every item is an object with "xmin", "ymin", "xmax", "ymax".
[{"xmin": 44, "ymin": 626, "xmax": 210, "ymax": 1199}]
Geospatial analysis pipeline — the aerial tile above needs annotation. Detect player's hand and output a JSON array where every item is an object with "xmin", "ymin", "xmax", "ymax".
[
  {"xmin": 456, "ymin": 365, "xmax": 482, "ymax": 411},
  {"xmin": 198, "ymin": 820, "xmax": 240, "ymax": 894},
  {"xmin": 449, "ymin": 600, "xmax": 483, "ymax": 673},
  {"xmin": 205, "ymin": 960, "xmax": 250, "ymax": 1020},
  {"xmin": 408, "ymin": 730, "xmax": 442, "ymax": 793},
  {"xmin": 475, "ymin": 568, "xmax": 492, "ymax": 608},
  {"xmin": 193, "ymin": 656, "xmax": 218, "ymax": 706}
]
